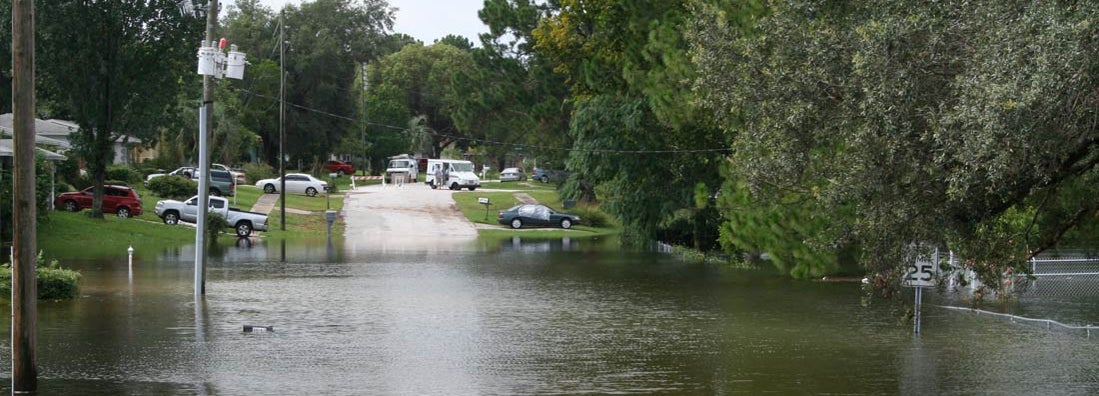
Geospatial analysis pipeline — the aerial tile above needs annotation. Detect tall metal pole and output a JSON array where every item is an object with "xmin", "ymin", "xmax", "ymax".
[
  {"xmin": 12, "ymin": 0, "xmax": 38, "ymax": 389},
  {"xmin": 279, "ymin": 15, "xmax": 287, "ymax": 230},
  {"xmin": 195, "ymin": 0, "xmax": 219, "ymax": 296},
  {"xmin": 361, "ymin": 62, "xmax": 367, "ymax": 177}
]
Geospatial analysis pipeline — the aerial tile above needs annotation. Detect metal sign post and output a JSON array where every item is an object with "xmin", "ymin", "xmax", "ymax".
[
  {"xmin": 479, "ymin": 197, "xmax": 491, "ymax": 220},
  {"xmin": 903, "ymin": 248, "xmax": 940, "ymax": 334}
]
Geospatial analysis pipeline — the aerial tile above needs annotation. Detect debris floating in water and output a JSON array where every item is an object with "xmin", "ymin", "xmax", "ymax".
[{"xmin": 243, "ymin": 325, "xmax": 274, "ymax": 333}]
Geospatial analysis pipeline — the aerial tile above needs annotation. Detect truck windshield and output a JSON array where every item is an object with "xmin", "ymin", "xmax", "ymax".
[{"xmin": 451, "ymin": 163, "xmax": 474, "ymax": 172}]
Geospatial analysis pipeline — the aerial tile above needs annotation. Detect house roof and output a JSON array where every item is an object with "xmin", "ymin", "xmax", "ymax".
[
  {"xmin": 0, "ymin": 113, "xmax": 142, "ymax": 148},
  {"xmin": 0, "ymin": 139, "xmax": 67, "ymax": 161},
  {"xmin": 0, "ymin": 113, "xmax": 79, "ymax": 136},
  {"xmin": 0, "ymin": 113, "xmax": 77, "ymax": 150}
]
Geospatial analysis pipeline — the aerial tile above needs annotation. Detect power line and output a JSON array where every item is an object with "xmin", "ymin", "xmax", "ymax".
[{"xmin": 230, "ymin": 86, "xmax": 732, "ymax": 155}]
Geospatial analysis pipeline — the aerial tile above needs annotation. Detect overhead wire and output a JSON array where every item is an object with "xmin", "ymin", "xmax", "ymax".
[{"xmin": 230, "ymin": 86, "xmax": 732, "ymax": 155}]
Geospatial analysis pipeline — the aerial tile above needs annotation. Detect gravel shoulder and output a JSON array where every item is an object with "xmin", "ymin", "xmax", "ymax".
[{"xmin": 342, "ymin": 182, "xmax": 478, "ymax": 254}]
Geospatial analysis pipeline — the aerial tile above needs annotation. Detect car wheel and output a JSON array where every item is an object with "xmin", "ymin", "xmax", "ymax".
[
  {"xmin": 163, "ymin": 211, "xmax": 180, "ymax": 225},
  {"xmin": 468, "ymin": 186, "xmax": 477, "ymax": 191},
  {"xmin": 211, "ymin": 188, "xmax": 222, "ymax": 197},
  {"xmin": 560, "ymin": 218, "xmax": 573, "ymax": 229},
  {"xmin": 117, "ymin": 207, "xmax": 131, "ymax": 218},
  {"xmin": 510, "ymin": 218, "xmax": 523, "ymax": 229},
  {"xmin": 264, "ymin": 184, "xmax": 276, "ymax": 194},
  {"xmin": 450, "ymin": 183, "xmax": 459, "ymax": 190},
  {"xmin": 337, "ymin": 170, "xmax": 345, "ymax": 177},
  {"xmin": 306, "ymin": 187, "xmax": 318, "ymax": 197},
  {"xmin": 430, "ymin": 181, "xmax": 438, "ymax": 189},
  {"xmin": 540, "ymin": 176, "xmax": 549, "ymax": 183},
  {"xmin": 236, "ymin": 222, "xmax": 253, "ymax": 237},
  {"xmin": 63, "ymin": 200, "xmax": 79, "ymax": 212}
]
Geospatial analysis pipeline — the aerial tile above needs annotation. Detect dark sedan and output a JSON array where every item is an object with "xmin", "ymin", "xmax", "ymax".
[{"xmin": 497, "ymin": 204, "xmax": 581, "ymax": 229}]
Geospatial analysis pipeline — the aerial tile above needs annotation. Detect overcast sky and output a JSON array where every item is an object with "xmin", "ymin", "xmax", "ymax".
[{"xmin": 224, "ymin": 0, "xmax": 490, "ymax": 45}]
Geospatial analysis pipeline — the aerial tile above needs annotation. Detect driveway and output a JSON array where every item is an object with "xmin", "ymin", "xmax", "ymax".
[{"xmin": 342, "ymin": 182, "xmax": 478, "ymax": 254}]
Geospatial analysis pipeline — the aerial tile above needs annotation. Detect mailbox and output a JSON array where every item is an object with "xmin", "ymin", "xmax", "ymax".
[{"xmin": 478, "ymin": 197, "xmax": 490, "ymax": 205}]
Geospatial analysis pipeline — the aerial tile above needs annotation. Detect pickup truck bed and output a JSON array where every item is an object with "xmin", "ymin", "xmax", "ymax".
[{"xmin": 155, "ymin": 195, "xmax": 269, "ymax": 237}]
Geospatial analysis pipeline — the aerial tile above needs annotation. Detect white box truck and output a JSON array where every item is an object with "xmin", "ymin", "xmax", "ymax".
[{"xmin": 426, "ymin": 159, "xmax": 481, "ymax": 191}]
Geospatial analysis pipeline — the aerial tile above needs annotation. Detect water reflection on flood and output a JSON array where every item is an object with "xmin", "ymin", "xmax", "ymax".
[{"xmin": 0, "ymin": 237, "xmax": 1097, "ymax": 394}]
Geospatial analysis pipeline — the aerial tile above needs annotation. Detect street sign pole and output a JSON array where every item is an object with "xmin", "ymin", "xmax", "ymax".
[{"xmin": 903, "ymin": 248, "xmax": 940, "ymax": 334}]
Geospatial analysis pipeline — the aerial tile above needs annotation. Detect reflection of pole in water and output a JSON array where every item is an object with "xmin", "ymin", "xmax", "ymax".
[
  {"xmin": 327, "ymin": 237, "xmax": 336, "ymax": 262},
  {"xmin": 193, "ymin": 295, "xmax": 210, "ymax": 394}
]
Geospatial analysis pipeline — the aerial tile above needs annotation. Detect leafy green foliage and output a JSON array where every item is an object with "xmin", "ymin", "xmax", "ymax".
[
  {"xmin": 0, "ymin": 252, "xmax": 82, "ymax": 300},
  {"xmin": 35, "ymin": 0, "xmax": 201, "ymax": 218},
  {"xmin": 106, "ymin": 166, "xmax": 143, "ymax": 185},
  {"xmin": 533, "ymin": 0, "xmax": 730, "ymax": 248},
  {"xmin": 207, "ymin": 212, "xmax": 229, "ymax": 239},
  {"xmin": 243, "ymin": 163, "xmax": 276, "ymax": 184},
  {"xmin": 221, "ymin": 0, "xmax": 395, "ymax": 170},
  {"xmin": 146, "ymin": 176, "xmax": 198, "ymax": 200},
  {"xmin": 0, "ymin": 155, "xmax": 56, "ymax": 242},
  {"xmin": 568, "ymin": 205, "xmax": 613, "ymax": 228},
  {"xmin": 368, "ymin": 43, "xmax": 475, "ymax": 158},
  {"xmin": 691, "ymin": 0, "xmax": 1099, "ymax": 285}
]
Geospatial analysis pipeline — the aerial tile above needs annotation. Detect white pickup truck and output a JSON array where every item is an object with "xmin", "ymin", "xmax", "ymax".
[{"xmin": 154, "ymin": 195, "xmax": 269, "ymax": 237}]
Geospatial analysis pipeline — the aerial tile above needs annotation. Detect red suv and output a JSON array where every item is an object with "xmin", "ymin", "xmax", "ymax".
[
  {"xmin": 54, "ymin": 185, "xmax": 143, "ymax": 218},
  {"xmin": 323, "ymin": 160, "xmax": 355, "ymax": 176}
]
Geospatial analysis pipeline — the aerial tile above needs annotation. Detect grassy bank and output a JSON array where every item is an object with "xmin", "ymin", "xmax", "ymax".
[
  {"xmin": 451, "ymin": 185, "xmax": 618, "ymax": 239},
  {"xmin": 39, "ymin": 184, "xmax": 346, "ymax": 260}
]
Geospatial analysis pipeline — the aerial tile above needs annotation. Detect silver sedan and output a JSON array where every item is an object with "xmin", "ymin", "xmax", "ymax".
[
  {"xmin": 499, "ymin": 167, "xmax": 526, "ymax": 182},
  {"xmin": 254, "ymin": 173, "xmax": 328, "ymax": 197}
]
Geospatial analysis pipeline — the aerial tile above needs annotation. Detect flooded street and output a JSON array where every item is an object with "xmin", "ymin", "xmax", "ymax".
[
  {"xmin": 2, "ymin": 185, "xmax": 1098, "ymax": 394},
  {"xmin": 1, "ymin": 239, "xmax": 1097, "ymax": 394}
]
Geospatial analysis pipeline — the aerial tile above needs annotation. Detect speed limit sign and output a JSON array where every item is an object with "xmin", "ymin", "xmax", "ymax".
[{"xmin": 902, "ymin": 251, "xmax": 939, "ymax": 288}]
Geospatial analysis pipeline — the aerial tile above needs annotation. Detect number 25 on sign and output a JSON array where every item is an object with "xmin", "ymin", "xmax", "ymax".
[{"xmin": 903, "ymin": 255, "xmax": 938, "ymax": 288}]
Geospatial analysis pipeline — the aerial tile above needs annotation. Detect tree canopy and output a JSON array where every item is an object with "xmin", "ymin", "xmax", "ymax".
[
  {"xmin": 34, "ymin": 0, "xmax": 200, "ymax": 216},
  {"xmin": 692, "ymin": 0, "xmax": 1099, "ymax": 287}
]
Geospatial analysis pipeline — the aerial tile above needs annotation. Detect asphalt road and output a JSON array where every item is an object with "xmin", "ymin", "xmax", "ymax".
[{"xmin": 342, "ymin": 181, "xmax": 478, "ymax": 254}]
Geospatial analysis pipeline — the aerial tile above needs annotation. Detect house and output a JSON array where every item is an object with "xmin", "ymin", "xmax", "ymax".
[{"xmin": 0, "ymin": 113, "xmax": 156, "ymax": 165}]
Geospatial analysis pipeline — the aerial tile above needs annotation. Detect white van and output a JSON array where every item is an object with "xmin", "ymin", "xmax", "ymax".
[
  {"xmin": 386, "ymin": 155, "xmax": 418, "ymax": 183},
  {"xmin": 426, "ymin": 159, "xmax": 481, "ymax": 191}
]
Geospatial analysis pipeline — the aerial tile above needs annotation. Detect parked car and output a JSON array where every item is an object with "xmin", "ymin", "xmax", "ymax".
[
  {"xmin": 532, "ymin": 168, "xmax": 569, "ymax": 183},
  {"xmin": 204, "ymin": 169, "xmax": 236, "ymax": 197},
  {"xmin": 54, "ymin": 185, "xmax": 143, "ymax": 218},
  {"xmin": 212, "ymin": 163, "xmax": 246, "ymax": 185},
  {"xmin": 323, "ymin": 160, "xmax": 355, "ymax": 176},
  {"xmin": 497, "ymin": 204, "xmax": 581, "ymax": 229},
  {"xmin": 254, "ymin": 173, "xmax": 328, "ymax": 197},
  {"xmin": 147, "ymin": 165, "xmax": 243, "ymax": 186},
  {"xmin": 155, "ymin": 195, "xmax": 269, "ymax": 237},
  {"xmin": 145, "ymin": 166, "xmax": 196, "ymax": 184},
  {"xmin": 499, "ymin": 167, "xmax": 526, "ymax": 182}
]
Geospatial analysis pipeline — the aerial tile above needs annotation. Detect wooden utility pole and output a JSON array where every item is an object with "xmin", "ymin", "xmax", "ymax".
[
  {"xmin": 12, "ymin": 0, "xmax": 39, "ymax": 390},
  {"xmin": 195, "ymin": 0, "xmax": 219, "ymax": 296}
]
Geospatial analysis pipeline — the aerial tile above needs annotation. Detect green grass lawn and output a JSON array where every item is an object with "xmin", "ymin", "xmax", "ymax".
[
  {"xmin": 39, "ymin": 211, "xmax": 196, "ymax": 259},
  {"xmin": 40, "ymin": 183, "xmax": 347, "ymax": 260},
  {"xmin": 451, "ymin": 189, "xmax": 618, "ymax": 238}
]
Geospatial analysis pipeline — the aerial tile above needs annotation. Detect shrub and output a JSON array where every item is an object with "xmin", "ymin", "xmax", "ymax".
[
  {"xmin": 147, "ymin": 175, "xmax": 198, "ymax": 200},
  {"xmin": 0, "ymin": 251, "xmax": 82, "ymax": 300},
  {"xmin": 243, "ymin": 163, "xmax": 275, "ymax": 184},
  {"xmin": 569, "ymin": 205, "xmax": 613, "ymax": 228},
  {"xmin": 207, "ymin": 212, "xmax": 229, "ymax": 239},
  {"xmin": 106, "ymin": 166, "xmax": 143, "ymax": 184}
]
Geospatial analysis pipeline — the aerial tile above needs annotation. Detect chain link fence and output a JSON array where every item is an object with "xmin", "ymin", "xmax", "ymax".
[{"xmin": 934, "ymin": 251, "xmax": 1099, "ymax": 336}]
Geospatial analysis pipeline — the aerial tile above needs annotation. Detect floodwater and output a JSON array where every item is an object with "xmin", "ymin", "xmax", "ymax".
[{"xmin": 1, "ymin": 237, "xmax": 1098, "ymax": 395}]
